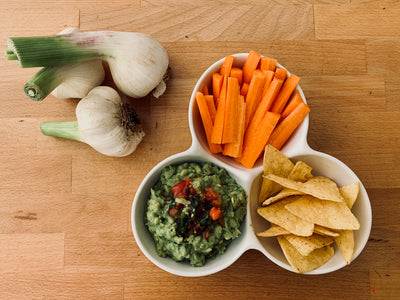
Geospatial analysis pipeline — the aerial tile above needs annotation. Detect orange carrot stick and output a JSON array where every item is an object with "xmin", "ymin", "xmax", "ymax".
[
  {"xmin": 242, "ymin": 50, "xmax": 261, "ymax": 84},
  {"xmin": 220, "ymin": 55, "xmax": 235, "ymax": 77},
  {"xmin": 202, "ymin": 85, "xmax": 209, "ymax": 95},
  {"xmin": 247, "ymin": 77, "xmax": 283, "ymax": 131},
  {"xmin": 268, "ymin": 102, "xmax": 310, "ymax": 150},
  {"xmin": 222, "ymin": 77, "xmax": 240, "ymax": 144},
  {"xmin": 230, "ymin": 67, "xmax": 243, "ymax": 86},
  {"xmin": 260, "ymin": 56, "xmax": 277, "ymax": 72},
  {"xmin": 223, "ymin": 96, "xmax": 246, "ymax": 158},
  {"xmin": 212, "ymin": 72, "xmax": 223, "ymax": 104},
  {"xmin": 270, "ymin": 74, "xmax": 300, "ymax": 114},
  {"xmin": 244, "ymin": 70, "xmax": 265, "ymax": 130},
  {"xmin": 211, "ymin": 75, "xmax": 228, "ymax": 144},
  {"xmin": 239, "ymin": 112, "xmax": 280, "ymax": 168},
  {"xmin": 205, "ymin": 94, "xmax": 217, "ymax": 123},
  {"xmin": 240, "ymin": 82, "xmax": 249, "ymax": 97},
  {"xmin": 196, "ymin": 92, "xmax": 223, "ymax": 153},
  {"xmin": 279, "ymin": 90, "xmax": 303, "ymax": 121},
  {"xmin": 274, "ymin": 67, "xmax": 287, "ymax": 81},
  {"xmin": 261, "ymin": 70, "xmax": 275, "ymax": 99}
]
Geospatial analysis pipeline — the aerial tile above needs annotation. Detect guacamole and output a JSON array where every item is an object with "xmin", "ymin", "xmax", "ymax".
[{"xmin": 145, "ymin": 162, "xmax": 247, "ymax": 267}]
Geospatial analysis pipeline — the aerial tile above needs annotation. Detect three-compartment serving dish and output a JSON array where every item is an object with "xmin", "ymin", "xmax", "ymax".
[{"xmin": 131, "ymin": 53, "xmax": 372, "ymax": 277}]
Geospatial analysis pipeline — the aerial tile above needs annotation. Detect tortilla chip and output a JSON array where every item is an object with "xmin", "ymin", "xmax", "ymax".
[
  {"xmin": 339, "ymin": 182, "xmax": 360, "ymax": 209},
  {"xmin": 257, "ymin": 197, "xmax": 314, "ymax": 236},
  {"xmin": 258, "ymin": 145, "xmax": 294, "ymax": 204},
  {"xmin": 314, "ymin": 225, "xmax": 340, "ymax": 237},
  {"xmin": 335, "ymin": 182, "xmax": 358, "ymax": 264},
  {"xmin": 266, "ymin": 175, "xmax": 344, "ymax": 203},
  {"xmin": 285, "ymin": 195, "xmax": 360, "ymax": 230},
  {"xmin": 256, "ymin": 223, "xmax": 290, "ymax": 237},
  {"xmin": 277, "ymin": 236, "xmax": 335, "ymax": 273},
  {"xmin": 262, "ymin": 188, "xmax": 304, "ymax": 206},
  {"xmin": 284, "ymin": 234, "xmax": 335, "ymax": 256},
  {"xmin": 288, "ymin": 161, "xmax": 314, "ymax": 182},
  {"xmin": 334, "ymin": 230, "xmax": 354, "ymax": 264}
]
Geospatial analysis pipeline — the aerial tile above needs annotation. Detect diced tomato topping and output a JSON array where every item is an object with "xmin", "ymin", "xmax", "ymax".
[
  {"xmin": 204, "ymin": 187, "xmax": 219, "ymax": 202},
  {"xmin": 171, "ymin": 180, "xmax": 187, "ymax": 199},
  {"xmin": 209, "ymin": 207, "xmax": 222, "ymax": 221},
  {"xmin": 171, "ymin": 177, "xmax": 197, "ymax": 199}
]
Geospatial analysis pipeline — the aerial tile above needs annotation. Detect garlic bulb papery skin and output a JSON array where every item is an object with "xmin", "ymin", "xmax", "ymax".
[
  {"xmin": 68, "ymin": 31, "xmax": 169, "ymax": 98},
  {"xmin": 51, "ymin": 27, "xmax": 105, "ymax": 99},
  {"xmin": 76, "ymin": 86, "xmax": 145, "ymax": 157}
]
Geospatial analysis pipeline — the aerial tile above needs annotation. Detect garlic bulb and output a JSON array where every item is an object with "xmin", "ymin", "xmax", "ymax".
[
  {"xmin": 7, "ymin": 30, "xmax": 169, "ymax": 99},
  {"xmin": 40, "ymin": 86, "xmax": 145, "ymax": 157}
]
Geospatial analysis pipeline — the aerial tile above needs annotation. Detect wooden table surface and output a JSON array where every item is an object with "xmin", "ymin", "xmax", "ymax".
[{"xmin": 1, "ymin": 1, "xmax": 399, "ymax": 299}]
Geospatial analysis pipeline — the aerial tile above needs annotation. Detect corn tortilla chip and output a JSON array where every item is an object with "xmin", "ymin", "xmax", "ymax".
[
  {"xmin": 288, "ymin": 161, "xmax": 314, "ymax": 182},
  {"xmin": 257, "ymin": 197, "xmax": 314, "ymax": 236},
  {"xmin": 314, "ymin": 225, "xmax": 340, "ymax": 237},
  {"xmin": 277, "ymin": 236, "xmax": 335, "ymax": 273},
  {"xmin": 334, "ymin": 230, "xmax": 354, "ymax": 264},
  {"xmin": 285, "ymin": 195, "xmax": 360, "ymax": 230},
  {"xmin": 284, "ymin": 234, "xmax": 335, "ymax": 256},
  {"xmin": 256, "ymin": 224, "xmax": 290, "ymax": 237},
  {"xmin": 262, "ymin": 188, "xmax": 304, "ymax": 206},
  {"xmin": 266, "ymin": 175, "xmax": 344, "ymax": 202},
  {"xmin": 258, "ymin": 145, "xmax": 294, "ymax": 205},
  {"xmin": 335, "ymin": 182, "xmax": 359, "ymax": 264},
  {"xmin": 339, "ymin": 182, "xmax": 360, "ymax": 209}
]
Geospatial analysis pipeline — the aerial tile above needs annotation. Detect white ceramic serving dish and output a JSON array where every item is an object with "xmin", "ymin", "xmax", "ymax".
[{"xmin": 131, "ymin": 53, "xmax": 372, "ymax": 277}]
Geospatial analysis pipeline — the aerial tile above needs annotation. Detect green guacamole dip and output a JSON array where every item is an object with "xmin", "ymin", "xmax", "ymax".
[{"xmin": 145, "ymin": 162, "xmax": 247, "ymax": 267}]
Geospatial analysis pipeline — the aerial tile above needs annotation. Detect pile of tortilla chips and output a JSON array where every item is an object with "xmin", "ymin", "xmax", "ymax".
[{"xmin": 256, "ymin": 145, "xmax": 360, "ymax": 273}]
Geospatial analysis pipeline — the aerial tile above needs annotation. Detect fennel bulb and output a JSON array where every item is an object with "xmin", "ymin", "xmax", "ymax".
[
  {"xmin": 40, "ymin": 86, "xmax": 145, "ymax": 157},
  {"xmin": 24, "ymin": 27, "xmax": 105, "ymax": 101},
  {"xmin": 6, "ymin": 30, "xmax": 169, "ymax": 99}
]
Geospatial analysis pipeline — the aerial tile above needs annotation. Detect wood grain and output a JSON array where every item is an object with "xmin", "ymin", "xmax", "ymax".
[
  {"xmin": 0, "ymin": 233, "xmax": 64, "ymax": 273},
  {"xmin": 0, "ymin": 0, "xmax": 399, "ymax": 299},
  {"xmin": 315, "ymin": 3, "xmax": 400, "ymax": 39},
  {"xmin": 80, "ymin": 4, "xmax": 315, "ymax": 41}
]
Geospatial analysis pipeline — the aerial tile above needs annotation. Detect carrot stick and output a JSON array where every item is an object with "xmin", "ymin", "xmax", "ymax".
[
  {"xmin": 244, "ymin": 70, "xmax": 265, "ymax": 130},
  {"xmin": 270, "ymin": 74, "xmax": 300, "ymax": 114},
  {"xmin": 242, "ymin": 50, "xmax": 261, "ymax": 84},
  {"xmin": 248, "ymin": 77, "xmax": 283, "ymax": 131},
  {"xmin": 240, "ymin": 82, "xmax": 249, "ymax": 97},
  {"xmin": 220, "ymin": 55, "xmax": 235, "ymax": 77},
  {"xmin": 268, "ymin": 102, "xmax": 310, "ymax": 150},
  {"xmin": 261, "ymin": 70, "xmax": 275, "ymax": 99},
  {"xmin": 237, "ymin": 78, "xmax": 283, "ymax": 159},
  {"xmin": 260, "ymin": 56, "xmax": 277, "ymax": 72},
  {"xmin": 230, "ymin": 67, "xmax": 243, "ymax": 86},
  {"xmin": 222, "ymin": 77, "xmax": 240, "ymax": 144},
  {"xmin": 202, "ymin": 84, "xmax": 209, "ymax": 95},
  {"xmin": 212, "ymin": 72, "xmax": 223, "ymax": 104},
  {"xmin": 239, "ymin": 112, "xmax": 280, "ymax": 168},
  {"xmin": 274, "ymin": 67, "xmax": 287, "ymax": 81},
  {"xmin": 205, "ymin": 94, "xmax": 217, "ymax": 123},
  {"xmin": 211, "ymin": 75, "xmax": 228, "ymax": 144},
  {"xmin": 279, "ymin": 90, "xmax": 303, "ymax": 121},
  {"xmin": 223, "ymin": 96, "xmax": 246, "ymax": 157},
  {"xmin": 196, "ymin": 92, "xmax": 223, "ymax": 153}
]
